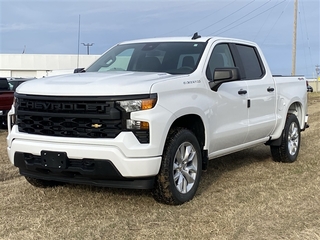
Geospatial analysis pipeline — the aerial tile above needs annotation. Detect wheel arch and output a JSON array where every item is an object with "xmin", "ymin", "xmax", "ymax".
[
  {"xmin": 269, "ymin": 113, "xmax": 301, "ymax": 163},
  {"xmin": 287, "ymin": 101, "xmax": 304, "ymax": 129},
  {"xmin": 169, "ymin": 114, "xmax": 208, "ymax": 170},
  {"xmin": 268, "ymin": 101, "xmax": 304, "ymax": 146}
]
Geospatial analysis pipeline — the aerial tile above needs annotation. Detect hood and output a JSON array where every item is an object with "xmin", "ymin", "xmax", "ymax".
[{"xmin": 16, "ymin": 71, "xmax": 183, "ymax": 96}]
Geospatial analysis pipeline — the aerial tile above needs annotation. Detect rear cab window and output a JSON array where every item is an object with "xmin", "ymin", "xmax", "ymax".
[{"xmin": 235, "ymin": 44, "xmax": 265, "ymax": 80}]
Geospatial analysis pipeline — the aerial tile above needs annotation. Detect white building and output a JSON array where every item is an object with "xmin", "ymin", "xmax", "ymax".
[
  {"xmin": 0, "ymin": 53, "xmax": 318, "ymax": 92},
  {"xmin": 0, "ymin": 54, "xmax": 100, "ymax": 78}
]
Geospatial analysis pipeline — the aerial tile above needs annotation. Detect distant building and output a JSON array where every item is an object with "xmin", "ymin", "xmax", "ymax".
[
  {"xmin": 1, "ymin": 53, "xmax": 319, "ymax": 92},
  {"xmin": 0, "ymin": 54, "xmax": 100, "ymax": 78}
]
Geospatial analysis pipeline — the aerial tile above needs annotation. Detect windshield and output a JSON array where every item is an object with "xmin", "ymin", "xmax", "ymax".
[{"xmin": 86, "ymin": 42, "xmax": 207, "ymax": 74}]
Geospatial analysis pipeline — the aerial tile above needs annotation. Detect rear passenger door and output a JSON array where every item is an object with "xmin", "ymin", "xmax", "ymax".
[{"xmin": 233, "ymin": 44, "xmax": 276, "ymax": 142}]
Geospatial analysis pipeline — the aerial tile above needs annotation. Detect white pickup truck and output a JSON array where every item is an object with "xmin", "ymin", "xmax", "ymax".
[{"xmin": 7, "ymin": 35, "xmax": 308, "ymax": 205}]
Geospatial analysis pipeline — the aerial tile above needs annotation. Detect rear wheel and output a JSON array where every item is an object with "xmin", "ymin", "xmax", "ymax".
[
  {"xmin": 153, "ymin": 128, "xmax": 202, "ymax": 205},
  {"xmin": 25, "ymin": 177, "xmax": 65, "ymax": 188},
  {"xmin": 270, "ymin": 114, "xmax": 300, "ymax": 163}
]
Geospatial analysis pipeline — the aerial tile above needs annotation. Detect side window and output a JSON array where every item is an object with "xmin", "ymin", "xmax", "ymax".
[
  {"xmin": 206, "ymin": 44, "xmax": 235, "ymax": 80},
  {"xmin": 235, "ymin": 44, "xmax": 264, "ymax": 79},
  {"xmin": 0, "ymin": 78, "xmax": 10, "ymax": 90}
]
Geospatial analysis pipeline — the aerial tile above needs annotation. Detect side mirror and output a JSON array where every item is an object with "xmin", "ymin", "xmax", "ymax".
[
  {"xmin": 74, "ymin": 68, "xmax": 86, "ymax": 73},
  {"xmin": 209, "ymin": 67, "xmax": 241, "ymax": 91}
]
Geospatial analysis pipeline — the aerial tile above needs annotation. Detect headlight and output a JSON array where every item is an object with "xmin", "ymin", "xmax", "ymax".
[
  {"xmin": 117, "ymin": 95, "xmax": 157, "ymax": 131},
  {"xmin": 117, "ymin": 97, "xmax": 157, "ymax": 112}
]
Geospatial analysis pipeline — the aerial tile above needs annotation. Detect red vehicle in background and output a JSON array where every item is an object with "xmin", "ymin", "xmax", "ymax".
[
  {"xmin": 0, "ymin": 78, "xmax": 14, "ymax": 128},
  {"xmin": 1, "ymin": 77, "xmax": 35, "ymax": 128}
]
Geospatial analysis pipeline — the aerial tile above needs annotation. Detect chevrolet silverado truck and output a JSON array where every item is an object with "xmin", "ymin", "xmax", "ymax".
[
  {"xmin": 6, "ymin": 35, "xmax": 308, "ymax": 205},
  {"xmin": 0, "ymin": 78, "xmax": 14, "ymax": 128}
]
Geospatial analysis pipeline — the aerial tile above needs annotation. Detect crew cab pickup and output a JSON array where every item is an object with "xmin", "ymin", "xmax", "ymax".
[
  {"xmin": 0, "ymin": 78, "xmax": 14, "ymax": 128},
  {"xmin": 6, "ymin": 35, "xmax": 308, "ymax": 205}
]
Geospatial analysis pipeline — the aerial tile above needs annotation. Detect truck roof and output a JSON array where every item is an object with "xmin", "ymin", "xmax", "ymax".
[
  {"xmin": 120, "ymin": 36, "xmax": 211, "ymax": 44},
  {"xmin": 119, "ymin": 36, "xmax": 256, "ymax": 46}
]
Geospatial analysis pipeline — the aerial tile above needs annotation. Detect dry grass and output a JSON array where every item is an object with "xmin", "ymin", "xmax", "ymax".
[{"xmin": 1, "ymin": 93, "xmax": 320, "ymax": 240}]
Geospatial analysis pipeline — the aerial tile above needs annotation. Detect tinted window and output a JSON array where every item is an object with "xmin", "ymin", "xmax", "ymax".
[
  {"xmin": 206, "ymin": 43, "xmax": 235, "ymax": 80},
  {"xmin": 9, "ymin": 81, "xmax": 25, "ymax": 91},
  {"xmin": 86, "ymin": 42, "xmax": 207, "ymax": 74},
  {"xmin": 0, "ymin": 78, "xmax": 9, "ymax": 90},
  {"xmin": 236, "ymin": 44, "xmax": 264, "ymax": 79}
]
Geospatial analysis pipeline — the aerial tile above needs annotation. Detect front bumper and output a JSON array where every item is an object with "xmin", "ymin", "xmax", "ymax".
[
  {"xmin": 14, "ymin": 152, "xmax": 155, "ymax": 189},
  {"xmin": 7, "ymin": 127, "xmax": 162, "ymax": 189}
]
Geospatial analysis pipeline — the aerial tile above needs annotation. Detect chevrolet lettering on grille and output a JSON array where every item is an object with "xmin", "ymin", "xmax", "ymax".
[{"xmin": 20, "ymin": 101, "xmax": 108, "ymax": 112}]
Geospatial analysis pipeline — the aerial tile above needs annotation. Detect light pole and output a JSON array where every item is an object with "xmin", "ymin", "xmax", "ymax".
[
  {"xmin": 81, "ymin": 43, "xmax": 94, "ymax": 55},
  {"xmin": 316, "ymin": 65, "xmax": 320, "ymax": 92}
]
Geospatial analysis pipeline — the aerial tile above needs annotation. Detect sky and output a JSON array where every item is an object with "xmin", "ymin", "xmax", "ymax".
[{"xmin": 0, "ymin": 0, "xmax": 319, "ymax": 78}]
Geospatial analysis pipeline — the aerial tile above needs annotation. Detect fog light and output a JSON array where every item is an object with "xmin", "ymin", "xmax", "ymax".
[{"xmin": 127, "ymin": 120, "xmax": 149, "ymax": 130}]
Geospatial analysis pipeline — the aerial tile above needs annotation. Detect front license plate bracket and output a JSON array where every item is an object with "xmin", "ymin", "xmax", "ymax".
[{"xmin": 41, "ymin": 151, "xmax": 67, "ymax": 169}]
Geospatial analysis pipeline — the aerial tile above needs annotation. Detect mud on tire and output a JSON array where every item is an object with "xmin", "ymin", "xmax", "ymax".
[
  {"xmin": 270, "ymin": 114, "xmax": 301, "ymax": 163},
  {"xmin": 153, "ymin": 128, "xmax": 202, "ymax": 205}
]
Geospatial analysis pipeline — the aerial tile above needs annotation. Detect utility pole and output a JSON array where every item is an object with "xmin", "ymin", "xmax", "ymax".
[
  {"xmin": 291, "ymin": 0, "xmax": 298, "ymax": 75},
  {"xmin": 316, "ymin": 65, "xmax": 320, "ymax": 92},
  {"xmin": 82, "ymin": 43, "xmax": 94, "ymax": 55},
  {"xmin": 77, "ymin": 15, "xmax": 81, "ymax": 68}
]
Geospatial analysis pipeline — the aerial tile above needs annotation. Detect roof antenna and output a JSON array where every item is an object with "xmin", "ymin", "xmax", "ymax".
[{"xmin": 192, "ymin": 32, "xmax": 201, "ymax": 40}]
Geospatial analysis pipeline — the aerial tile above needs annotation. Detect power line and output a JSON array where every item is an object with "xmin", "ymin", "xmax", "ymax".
[
  {"xmin": 162, "ymin": 0, "xmax": 237, "ymax": 36},
  {"xmin": 197, "ymin": 0, "xmax": 255, "ymax": 33},
  {"xmin": 262, "ymin": 0, "xmax": 290, "ymax": 44},
  {"xmin": 253, "ymin": 0, "xmax": 278, "ymax": 41},
  {"xmin": 211, "ymin": 0, "xmax": 274, "ymax": 35},
  {"xmin": 299, "ymin": 0, "xmax": 314, "ymax": 75},
  {"xmin": 210, "ymin": 0, "xmax": 286, "ymax": 36},
  {"xmin": 150, "ymin": 1, "xmax": 202, "ymax": 37}
]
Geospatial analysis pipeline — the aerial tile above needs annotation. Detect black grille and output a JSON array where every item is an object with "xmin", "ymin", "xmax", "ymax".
[{"xmin": 16, "ymin": 95, "xmax": 124, "ymax": 138}]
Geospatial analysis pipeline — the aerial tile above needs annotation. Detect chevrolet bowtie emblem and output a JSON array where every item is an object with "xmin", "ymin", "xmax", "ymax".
[{"xmin": 91, "ymin": 123, "xmax": 102, "ymax": 128}]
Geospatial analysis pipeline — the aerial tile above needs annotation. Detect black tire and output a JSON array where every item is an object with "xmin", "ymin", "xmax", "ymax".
[
  {"xmin": 153, "ymin": 128, "xmax": 202, "ymax": 205},
  {"xmin": 270, "ymin": 114, "xmax": 301, "ymax": 163},
  {"xmin": 25, "ymin": 176, "xmax": 65, "ymax": 188},
  {"xmin": 0, "ymin": 116, "xmax": 6, "ymax": 129}
]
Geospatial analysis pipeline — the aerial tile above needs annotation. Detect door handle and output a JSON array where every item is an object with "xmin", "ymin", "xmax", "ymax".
[
  {"xmin": 267, "ymin": 87, "xmax": 275, "ymax": 92},
  {"xmin": 238, "ymin": 89, "xmax": 247, "ymax": 95}
]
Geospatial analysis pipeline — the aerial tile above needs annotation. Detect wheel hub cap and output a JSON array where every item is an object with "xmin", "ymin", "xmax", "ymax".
[
  {"xmin": 288, "ymin": 122, "xmax": 299, "ymax": 156},
  {"xmin": 173, "ymin": 142, "xmax": 198, "ymax": 194}
]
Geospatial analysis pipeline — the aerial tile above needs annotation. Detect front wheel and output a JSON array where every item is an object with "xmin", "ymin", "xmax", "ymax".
[
  {"xmin": 153, "ymin": 128, "xmax": 202, "ymax": 205},
  {"xmin": 270, "ymin": 114, "xmax": 301, "ymax": 163}
]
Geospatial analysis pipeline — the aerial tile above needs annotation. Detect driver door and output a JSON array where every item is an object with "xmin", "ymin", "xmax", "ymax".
[{"xmin": 206, "ymin": 43, "xmax": 249, "ymax": 154}]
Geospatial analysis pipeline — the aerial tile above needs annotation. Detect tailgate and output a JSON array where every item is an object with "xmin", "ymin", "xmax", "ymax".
[{"xmin": 0, "ymin": 91, "xmax": 14, "ymax": 111}]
